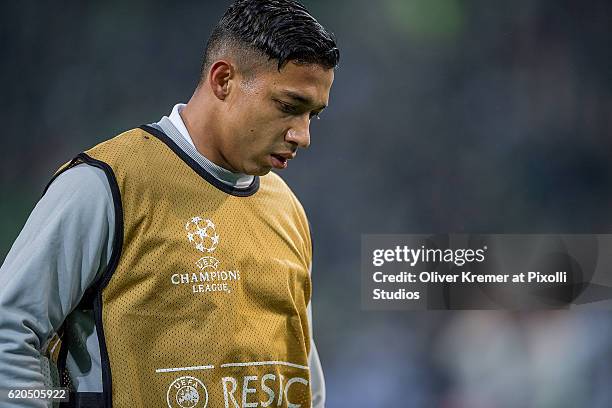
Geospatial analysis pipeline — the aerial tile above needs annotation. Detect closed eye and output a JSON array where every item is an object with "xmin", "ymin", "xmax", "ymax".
[
  {"xmin": 276, "ymin": 100, "xmax": 298, "ymax": 114},
  {"xmin": 275, "ymin": 99, "xmax": 323, "ymax": 121}
]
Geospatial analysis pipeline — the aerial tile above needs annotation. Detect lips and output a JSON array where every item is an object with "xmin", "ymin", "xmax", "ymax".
[
  {"xmin": 269, "ymin": 150, "xmax": 296, "ymax": 169},
  {"xmin": 270, "ymin": 154, "xmax": 289, "ymax": 169}
]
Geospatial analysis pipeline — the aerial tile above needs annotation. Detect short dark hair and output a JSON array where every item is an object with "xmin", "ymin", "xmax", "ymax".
[{"xmin": 201, "ymin": 0, "xmax": 339, "ymax": 79}]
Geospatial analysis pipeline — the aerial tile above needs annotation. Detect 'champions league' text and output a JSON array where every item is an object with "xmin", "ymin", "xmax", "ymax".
[{"xmin": 171, "ymin": 270, "xmax": 241, "ymax": 294}]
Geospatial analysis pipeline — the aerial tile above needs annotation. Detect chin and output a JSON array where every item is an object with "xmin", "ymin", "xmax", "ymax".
[
  {"xmin": 240, "ymin": 163, "xmax": 271, "ymax": 176},
  {"xmin": 252, "ymin": 167, "xmax": 272, "ymax": 176}
]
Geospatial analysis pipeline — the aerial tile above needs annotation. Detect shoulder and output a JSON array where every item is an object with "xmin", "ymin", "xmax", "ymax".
[
  {"xmin": 261, "ymin": 171, "xmax": 307, "ymax": 215},
  {"xmin": 83, "ymin": 127, "xmax": 150, "ymax": 160},
  {"xmin": 43, "ymin": 164, "xmax": 114, "ymax": 226},
  {"xmin": 47, "ymin": 163, "xmax": 111, "ymax": 201},
  {"xmin": 262, "ymin": 170, "xmax": 291, "ymax": 191},
  {"xmin": 260, "ymin": 172, "xmax": 311, "ymax": 255}
]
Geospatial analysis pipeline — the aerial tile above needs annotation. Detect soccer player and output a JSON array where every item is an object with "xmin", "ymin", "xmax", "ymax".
[{"xmin": 0, "ymin": 1, "xmax": 338, "ymax": 407}]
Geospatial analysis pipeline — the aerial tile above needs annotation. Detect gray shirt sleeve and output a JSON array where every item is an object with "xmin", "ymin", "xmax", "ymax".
[
  {"xmin": 0, "ymin": 164, "xmax": 113, "ymax": 407},
  {"xmin": 308, "ymin": 302, "xmax": 326, "ymax": 408}
]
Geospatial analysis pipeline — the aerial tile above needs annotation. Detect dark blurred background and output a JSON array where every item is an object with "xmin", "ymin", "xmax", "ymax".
[{"xmin": 2, "ymin": 1, "xmax": 612, "ymax": 407}]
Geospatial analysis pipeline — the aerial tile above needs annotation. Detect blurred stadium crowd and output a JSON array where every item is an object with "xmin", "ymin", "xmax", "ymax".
[{"xmin": 2, "ymin": 1, "xmax": 612, "ymax": 406}]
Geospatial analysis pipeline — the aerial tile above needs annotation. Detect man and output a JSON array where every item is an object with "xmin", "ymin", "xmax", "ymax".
[{"xmin": 0, "ymin": 0, "xmax": 339, "ymax": 406}]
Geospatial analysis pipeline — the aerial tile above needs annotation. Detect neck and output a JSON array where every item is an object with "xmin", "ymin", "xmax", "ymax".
[{"xmin": 181, "ymin": 88, "xmax": 236, "ymax": 172}]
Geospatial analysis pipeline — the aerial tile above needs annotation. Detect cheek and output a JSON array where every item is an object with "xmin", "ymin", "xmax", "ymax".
[
  {"xmin": 228, "ymin": 103, "xmax": 284, "ymax": 149},
  {"xmin": 227, "ymin": 95, "xmax": 260, "ymax": 125}
]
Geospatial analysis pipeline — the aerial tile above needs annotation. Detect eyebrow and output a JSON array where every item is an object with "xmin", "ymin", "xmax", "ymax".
[{"xmin": 280, "ymin": 90, "xmax": 327, "ymax": 111}]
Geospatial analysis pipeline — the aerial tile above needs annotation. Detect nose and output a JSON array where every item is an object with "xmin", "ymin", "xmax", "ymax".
[{"xmin": 285, "ymin": 119, "xmax": 311, "ymax": 149}]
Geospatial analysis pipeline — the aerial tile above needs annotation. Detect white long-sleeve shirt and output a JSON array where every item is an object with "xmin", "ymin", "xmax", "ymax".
[{"xmin": 0, "ymin": 104, "xmax": 325, "ymax": 407}]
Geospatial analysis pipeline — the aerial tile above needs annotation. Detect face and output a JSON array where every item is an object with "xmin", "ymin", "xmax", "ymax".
[{"xmin": 220, "ymin": 61, "xmax": 334, "ymax": 176}]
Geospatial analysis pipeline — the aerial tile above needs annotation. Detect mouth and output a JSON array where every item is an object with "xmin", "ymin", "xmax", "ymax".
[
  {"xmin": 270, "ymin": 154, "xmax": 289, "ymax": 169},
  {"xmin": 270, "ymin": 152, "xmax": 295, "ymax": 170}
]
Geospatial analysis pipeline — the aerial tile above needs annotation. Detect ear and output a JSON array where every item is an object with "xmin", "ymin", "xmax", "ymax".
[{"xmin": 208, "ymin": 60, "xmax": 234, "ymax": 100}]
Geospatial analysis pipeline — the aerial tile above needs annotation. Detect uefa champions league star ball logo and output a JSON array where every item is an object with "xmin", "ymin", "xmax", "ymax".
[
  {"xmin": 176, "ymin": 386, "xmax": 199, "ymax": 407},
  {"xmin": 167, "ymin": 376, "xmax": 208, "ymax": 408},
  {"xmin": 185, "ymin": 216, "xmax": 220, "ymax": 253}
]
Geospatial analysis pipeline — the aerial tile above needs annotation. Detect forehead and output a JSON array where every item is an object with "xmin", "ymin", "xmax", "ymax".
[{"xmin": 261, "ymin": 61, "xmax": 334, "ymax": 104}]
